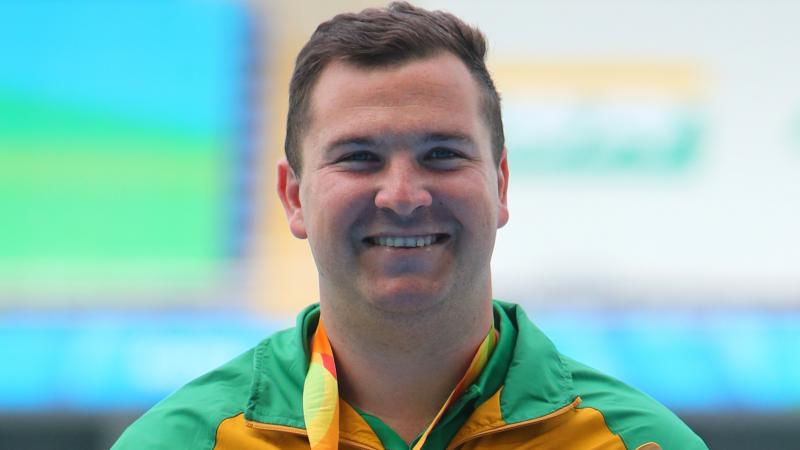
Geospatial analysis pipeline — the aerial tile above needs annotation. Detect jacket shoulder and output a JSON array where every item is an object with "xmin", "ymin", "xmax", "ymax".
[
  {"xmin": 112, "ymin": 346, "xmax": 258, "ymax": 450},
  {"xmin": 563, "ymin": 355, "xmax": 708, "ymax": 450}
]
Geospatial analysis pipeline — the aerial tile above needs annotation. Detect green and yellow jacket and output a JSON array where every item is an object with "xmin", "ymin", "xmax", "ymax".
[{"xmin": 113, "ymin": 301, "xmax": 708, "ymax": 450}]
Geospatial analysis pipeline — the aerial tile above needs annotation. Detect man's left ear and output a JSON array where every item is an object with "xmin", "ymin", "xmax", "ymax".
[{"xmin": 496, "ymin": 148, "xmax": 510, "ymax": 229}]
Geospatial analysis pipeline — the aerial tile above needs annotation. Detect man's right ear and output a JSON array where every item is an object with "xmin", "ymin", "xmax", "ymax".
[{"xmin": 276, "ymin": 159, "xmax": 307, "ymax": 239}]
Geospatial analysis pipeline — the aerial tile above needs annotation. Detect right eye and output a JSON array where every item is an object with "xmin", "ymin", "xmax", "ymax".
[{"xmin": 339, "ymin": 151, "xmax": 379, "ymax": 162}]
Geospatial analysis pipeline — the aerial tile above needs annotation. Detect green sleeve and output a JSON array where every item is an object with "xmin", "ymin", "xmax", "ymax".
[
  {"xmin": 565, "ymin": 355, "xmax": 709, "ymax": 450},
  {"xmin": 112, "ymin": 349, "xmax": 255, "ymax": 450}
]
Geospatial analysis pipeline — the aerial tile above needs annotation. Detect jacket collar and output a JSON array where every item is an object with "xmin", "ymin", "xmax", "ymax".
[
  {"xmin": 492, "ymin": 301, "xmax": 577, "ymax": 423},
  {"xmin": 245, "ymin": 303, "xmax": 318, "ymax": 429},
  {"xmin": 244, "ymin": 301, "xmax": 577, "ymax": 430}
]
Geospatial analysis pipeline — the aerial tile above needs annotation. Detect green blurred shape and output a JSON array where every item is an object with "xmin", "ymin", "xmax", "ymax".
[
  {"xmin": 0, "ymin": 90, "xmax": 229, "ymax": 264},
  {"xmin": 508, "ymin": 111, "xmax": 702, "ymax": 175}
]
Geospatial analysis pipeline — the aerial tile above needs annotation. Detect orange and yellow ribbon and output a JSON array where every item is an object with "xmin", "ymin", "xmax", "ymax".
[
  {"xmin": 302, "ymin": 320, "xmax": 340, "ymax": 450},
  {"xmin": 303, "ymin": 318, "xmax": 498, "ymax": 450}
]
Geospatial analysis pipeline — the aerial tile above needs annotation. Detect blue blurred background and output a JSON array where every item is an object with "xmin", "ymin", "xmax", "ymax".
[{"xmin": 1, "ymin": 1, "xmax": 798, "ymax": 449}]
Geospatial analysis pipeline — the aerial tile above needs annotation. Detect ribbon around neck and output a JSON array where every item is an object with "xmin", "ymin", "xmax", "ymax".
[{"xmin": 303, "ymin": 319, "xmax": 498, "ymax": 450}]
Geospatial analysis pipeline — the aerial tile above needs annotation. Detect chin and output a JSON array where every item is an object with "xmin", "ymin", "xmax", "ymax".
[{"xmin": 364, "ymin": 284, "xmax": 450, "ymax": 315}]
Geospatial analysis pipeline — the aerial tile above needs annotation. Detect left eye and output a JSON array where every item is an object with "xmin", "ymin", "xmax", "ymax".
[{"xmin": 427, "ymin": 148, "xmax": 458, "ymax": 159}]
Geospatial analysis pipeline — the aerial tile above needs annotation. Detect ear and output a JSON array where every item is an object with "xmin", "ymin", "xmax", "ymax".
[
  {"xmin": 496, "ymin": 148, "xmax": 510, "ymax": 229},
  {"xmin": 276, "ymin": 158, "xmax": 308, "ymax": 239}
]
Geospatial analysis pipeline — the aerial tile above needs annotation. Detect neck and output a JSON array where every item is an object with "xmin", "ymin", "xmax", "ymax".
[{"xmin": 319, "ymin": 292, "xmax": 493, "ymax": 443}]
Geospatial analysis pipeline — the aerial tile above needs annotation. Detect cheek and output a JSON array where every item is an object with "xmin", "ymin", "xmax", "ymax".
[
  {"xmin": 441, "ymin": 172, "xmax": 499, "ymax": 223},
  {"xmin": 303, "ymin": 177, "xmax": 370, "ymax": 234}
]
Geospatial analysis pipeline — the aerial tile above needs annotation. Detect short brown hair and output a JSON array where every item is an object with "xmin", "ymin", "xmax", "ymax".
[{"xmin": 285, "ymin": 1, "xmax": 504, "ymax": 174}]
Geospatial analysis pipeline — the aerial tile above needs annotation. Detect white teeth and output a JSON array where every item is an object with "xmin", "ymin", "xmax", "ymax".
[{"xmin": 375, "ymin": 235, "xmax": 438, "ymax": 248}]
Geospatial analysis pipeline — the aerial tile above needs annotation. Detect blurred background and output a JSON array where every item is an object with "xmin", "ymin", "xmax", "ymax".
[{"xmin": 1, "ymin": 0, "xmax": 798, "ymax": 449}]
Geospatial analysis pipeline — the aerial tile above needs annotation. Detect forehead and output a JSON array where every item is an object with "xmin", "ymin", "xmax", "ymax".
[{"xmin": 303, "ymin": 53, "xmax": 487, "ymax": 152}]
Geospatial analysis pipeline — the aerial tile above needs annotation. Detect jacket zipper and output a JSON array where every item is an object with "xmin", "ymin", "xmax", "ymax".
[{"xmin": 445, "ymin": 397, "xmax": 582, "ymax": 450}]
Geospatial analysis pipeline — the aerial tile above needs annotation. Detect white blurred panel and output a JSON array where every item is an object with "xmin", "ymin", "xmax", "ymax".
[{"xmin": 422, "ymin": 0, "xmax": 800, "ymax": 306}]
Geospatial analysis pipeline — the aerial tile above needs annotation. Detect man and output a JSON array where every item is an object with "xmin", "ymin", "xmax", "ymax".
[{"xmin": 113, "ymin": 3, "xmax": 708, "ymax": 449}]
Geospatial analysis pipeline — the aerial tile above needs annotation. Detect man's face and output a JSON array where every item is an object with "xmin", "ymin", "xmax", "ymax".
[{"xmin": 278, "ymin": 52, "xmax": 509, "ymax": 314}]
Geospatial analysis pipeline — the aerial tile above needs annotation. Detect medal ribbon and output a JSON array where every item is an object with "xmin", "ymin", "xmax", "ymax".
[
  {"xmin": 303, "ymin": 319, "xmax": 340, "ymax": 450},
  {"xmin": 303, "ymin": 318, "xmax": 498, "ymax": 450}
]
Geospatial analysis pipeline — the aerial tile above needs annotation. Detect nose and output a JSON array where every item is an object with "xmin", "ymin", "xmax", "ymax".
[{"xmin": 374, "ymin": 157, "xmax": 433, "ymax": 217}]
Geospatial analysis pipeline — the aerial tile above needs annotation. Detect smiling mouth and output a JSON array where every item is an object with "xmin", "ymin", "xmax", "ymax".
[{"xmin": 364, "ymin": 234, "xmax": 450, "ymax": 248}]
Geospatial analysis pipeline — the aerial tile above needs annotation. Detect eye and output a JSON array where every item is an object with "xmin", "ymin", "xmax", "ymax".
[
  {"xmin": 338, "ymin": 151, "xmax": 379, "ymax": 163},
  {"xmin": 426, "ymin": 147, "xmax": 459, "ymax": 160}
]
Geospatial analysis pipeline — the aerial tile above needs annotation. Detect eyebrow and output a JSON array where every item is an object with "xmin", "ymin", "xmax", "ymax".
[
  {"xmin": 326, "ymin": 136, "xmax": 378, "ymax": 152},
  {"xmin": 326, "ymin": 132, "xmax": 474, "ymax": 153},
  {"xmin": 420, "ymin": 132, "xmax": 475, "ymax": 147}
]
